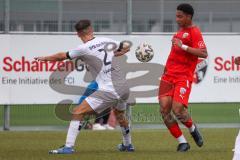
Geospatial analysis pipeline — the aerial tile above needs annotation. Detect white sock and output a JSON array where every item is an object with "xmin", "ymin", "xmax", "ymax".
[
  {"xmin": 189, "ymin": 124, "xmax": 196, "ymax": 133},
  {"xmin": 121, "ymin": 126, "xmax": 131, "ymax": 146},
  {"xmin": 65, "ymin": 120, "xmax": 82, "ymax": 147},
  {"xmin": 177, "ymin": 135, "xmax": 187, "ymax": 144}
]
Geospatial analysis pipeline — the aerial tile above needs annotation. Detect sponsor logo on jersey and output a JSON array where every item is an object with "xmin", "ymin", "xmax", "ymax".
[{"xmin": 182, "ymin": 32, "xmax": 189, "ymax": 38}]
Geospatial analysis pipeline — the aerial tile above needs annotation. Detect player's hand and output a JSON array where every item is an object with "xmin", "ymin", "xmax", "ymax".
[
  {"xmin": 172, "ymin": 38, "xmax": 182, "ymax": 48},
  {"xmin": 122, "ymin": 42, "xmax": 131, "ymax": 50},
  {"xmin": 234, "ymin": 56, "xmax": 240, "ymax": 65},
  {"xmin": 34, "ymin": 56, "xmax": 47, "ymax": 61},
  {"xmin": 114, "ymin": 48, "xmax": 130, "ymax": 57}
]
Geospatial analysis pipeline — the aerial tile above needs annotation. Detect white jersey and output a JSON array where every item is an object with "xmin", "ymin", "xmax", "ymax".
[{"xmin": 68, "ymin": 37, "xmax": 126, "ymax": 96}]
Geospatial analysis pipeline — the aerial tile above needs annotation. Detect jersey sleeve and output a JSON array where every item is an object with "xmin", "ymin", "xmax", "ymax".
[
  {"xmin": 68, "ymin": 45, "xmax": 86, "ymax": 59},
  {"xmin": 191, "ymin": 28, "xmax": 206, "ymax": 49}
]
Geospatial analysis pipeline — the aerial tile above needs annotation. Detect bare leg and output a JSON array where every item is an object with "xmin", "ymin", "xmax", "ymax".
[
  {"xmin": 172, "ymin": 101, "xmax": 203, "ymax": 147},
  {"xmin": 159, "ymin": 96, "xmax": 188, "ymax": 146},
  {"xmin": 159, "ymin": 96, "xmax": 176, "ymax": 127}
]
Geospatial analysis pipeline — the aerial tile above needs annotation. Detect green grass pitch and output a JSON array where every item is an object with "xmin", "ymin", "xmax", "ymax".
[
  {"xmin": 0, "ymin": 103, "xmax": 239, "ymax": 159},
  {"xmin": 0, "ymin": 129, "xmax": 238, "ymax": 160}
]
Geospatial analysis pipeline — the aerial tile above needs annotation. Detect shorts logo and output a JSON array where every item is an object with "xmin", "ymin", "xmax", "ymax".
[
  {"xmin": 180, "ymin": 87, "xmax": 186, "ymax": 95},
  {"xmin": 182, "ymin": 32, "xmax": 189, "ymax": 38},
  {"xmin": 179, "ymin": 87, "xmax": 186, "ymax": 100}
]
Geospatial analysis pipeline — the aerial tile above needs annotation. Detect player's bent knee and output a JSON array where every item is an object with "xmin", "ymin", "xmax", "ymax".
[
  {"xmin": 160, "ymin": 105, "xmax": 171, "ymax": 116},
  {"xmin": 172, "ymin": 106, "xmax": 188, "ymax": 122},
  {"xmin": 161, "ymin": 111, "xmax": 173, "ymax": 123},
  {"xmin": 72, "ymin": 107, "xmax": 85, "ymax": 115},
  {"xmin": 172, "ymin": 102, "xmax": 184, "ymax": 114},
  {"xmin": 71, "ymin": 100, "xmax": 94, "ymax": 121},
  {"xmin": 114, "ymin": 109, "xmax": 128, "ymax": 127}
]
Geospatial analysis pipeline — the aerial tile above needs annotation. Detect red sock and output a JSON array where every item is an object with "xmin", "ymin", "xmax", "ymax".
[
  {"xmin": 182, "ymin": 118, "xmax": 193, "ymax": 128},
  {"xmin": 168, "ymin": 123, "xmax": 182, "ymax": 138}
]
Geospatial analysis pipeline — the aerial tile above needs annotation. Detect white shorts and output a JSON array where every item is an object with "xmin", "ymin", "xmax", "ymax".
[{"xmin": 85, "ymin": 88, "xmax": 129, "ymax": 114}]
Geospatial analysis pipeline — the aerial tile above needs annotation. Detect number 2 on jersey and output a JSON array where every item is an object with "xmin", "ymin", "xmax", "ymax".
[{"xmin": 98, "ymin": 49, "xmax": 111, "ymax": 66}]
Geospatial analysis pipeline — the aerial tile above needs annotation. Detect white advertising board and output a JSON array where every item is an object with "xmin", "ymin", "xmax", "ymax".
[{"xmin": 0, "ymin": 34, "xmax": 239, "ymax": 104}]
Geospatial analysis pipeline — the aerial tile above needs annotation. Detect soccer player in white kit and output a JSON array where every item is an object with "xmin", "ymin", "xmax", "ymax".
[{"xmin": 35, "ymin": 19, "xmax": 134, "ymax": 154}]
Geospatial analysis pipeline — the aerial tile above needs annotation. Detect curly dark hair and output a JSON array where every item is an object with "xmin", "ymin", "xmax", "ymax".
[{"xmin": 177, "ymin": 3, "xmax": 194, "ymax": 18}]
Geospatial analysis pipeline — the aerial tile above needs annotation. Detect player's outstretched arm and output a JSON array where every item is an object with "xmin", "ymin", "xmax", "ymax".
[
  {"xmin": 172, "ymin": 38, "xmax": 208, "ymax": 58},
  {"xmin": 34, "ymin": 52, "xmax": 68, "ymax": 61}
]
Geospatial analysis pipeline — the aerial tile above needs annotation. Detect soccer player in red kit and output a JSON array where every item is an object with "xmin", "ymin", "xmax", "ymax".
[{"xmin": 159, "ymin": 3, "xmax": 208, "ymax": 152}]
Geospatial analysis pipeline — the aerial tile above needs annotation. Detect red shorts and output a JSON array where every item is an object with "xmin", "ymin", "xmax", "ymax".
[{"xmin": 158, "ymin": 74, "xmax": 192, "ymax": 107}]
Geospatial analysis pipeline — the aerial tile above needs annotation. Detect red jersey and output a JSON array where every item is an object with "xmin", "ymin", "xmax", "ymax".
[{"xmin": 165, "ymin": 26, "xmax": 206, "ymax": 81}]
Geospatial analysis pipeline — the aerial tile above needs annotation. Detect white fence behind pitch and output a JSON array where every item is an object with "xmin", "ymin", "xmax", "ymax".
[{"xmin": 0, "ymin": 34, "xmax": 240, "ymax": 104}]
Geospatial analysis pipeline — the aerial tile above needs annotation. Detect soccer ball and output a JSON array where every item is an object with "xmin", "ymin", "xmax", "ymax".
[{"xmin": 135, "ymin": 43, "xmax": 154, "ymax": 62}]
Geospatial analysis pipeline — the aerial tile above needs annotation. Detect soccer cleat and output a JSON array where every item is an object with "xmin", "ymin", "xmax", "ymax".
[
  {"xmin": 191, "ymin": 126, "xmax": 204, "ymax": 147},
  {"xmin": 177, "ymin": 143, "xmax": 190, "ymax": 152},
  {"xmin": 117, "ymin": 143, "xmax": 135, "ymax": 152},
  {"xmin": 49, "ymin": 145, "xmax": 74, "ymax": 154}
]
